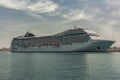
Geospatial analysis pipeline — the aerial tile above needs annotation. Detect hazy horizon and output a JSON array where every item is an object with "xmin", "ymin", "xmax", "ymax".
[{"xmin": 0, "ymin": 0, "xmax": 120, "ymax": 48}]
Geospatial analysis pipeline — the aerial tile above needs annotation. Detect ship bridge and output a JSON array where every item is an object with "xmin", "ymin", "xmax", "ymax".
[{"xmin": 84, "ymin": 29, "xmax": 101, "ymax": 40}]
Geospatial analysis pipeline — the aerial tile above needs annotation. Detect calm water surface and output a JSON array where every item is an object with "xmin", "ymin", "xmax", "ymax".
[{"xmin": 0, "ymin": 51, "xmax": 120, "ymax": 80}]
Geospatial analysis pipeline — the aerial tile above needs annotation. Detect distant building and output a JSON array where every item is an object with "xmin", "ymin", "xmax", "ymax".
[
  {"xmin": 0, "ymin": 48, "xmax": 10, "ymax": 51},
  {"xmin": 108, "ymin": 46, "xmax": 120, "ymax": 52}
]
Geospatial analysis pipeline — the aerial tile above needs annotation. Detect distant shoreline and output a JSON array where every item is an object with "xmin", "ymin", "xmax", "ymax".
[{"xmin": 107, "ymin": 47, "xmax": 120, "ymax": 52}]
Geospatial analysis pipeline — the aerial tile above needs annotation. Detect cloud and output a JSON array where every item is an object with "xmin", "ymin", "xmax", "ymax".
[
  {"xmin": 100, "ymin": 21, "xmax": 120, "ymax": 46},
  {"xmin": 0, "ymin": 0, "xmax": 58, "ymax": 13},
  {"xmin": 0, "ymin": 0, "xmax": 92, "ymax": 23},
  {"xmin": 105, "ymin": 0, "xmax": 120, "ymax": 17},
  {"xmin": 59, "ymin": 9, "xmax": 92, "ymax": 23},
  {"xmin": 105, "ymin": 0, "xmax": 120, "ymax": 7},
  {"xmin": 27, "ymin": 1, "xmax": 58, "ymax": 13},
  {"xmin": 25, "ymin": 11, "xmax": 46, "ymax": 20}
]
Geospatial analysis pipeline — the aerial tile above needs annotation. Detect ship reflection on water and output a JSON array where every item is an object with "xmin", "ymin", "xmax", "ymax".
[
  {"xmin": 8, "ymin": 52, "xmax": 120, "ymax": 80},
  {"xmin": 10, "ymin": 52, "xmax": 88, "ymax": 80}
]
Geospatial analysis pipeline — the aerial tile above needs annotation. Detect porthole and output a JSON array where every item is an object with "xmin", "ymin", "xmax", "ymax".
[{"xmin": 97, "ymin": 46, "xmax": 100, "ymax": 49}]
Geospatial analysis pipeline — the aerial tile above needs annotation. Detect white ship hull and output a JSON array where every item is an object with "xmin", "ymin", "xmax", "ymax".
[{"xmin": 11, "ymin": 40, "xmax": 115, "ymax": 52}]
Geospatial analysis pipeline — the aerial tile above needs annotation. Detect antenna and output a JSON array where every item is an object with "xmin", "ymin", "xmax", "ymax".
[
  {"xmin": 26, "ymin": 26, "xmax": 33, "ymax": 33},
  {"xmin": 74, "ymin": 26, "xmax": 77, "ymax": 29}
]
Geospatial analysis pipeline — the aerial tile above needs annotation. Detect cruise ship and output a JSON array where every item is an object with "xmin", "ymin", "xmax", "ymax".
[{"xmin": 10, "ymin": 27, "xmax": 115, "ymax": 52}]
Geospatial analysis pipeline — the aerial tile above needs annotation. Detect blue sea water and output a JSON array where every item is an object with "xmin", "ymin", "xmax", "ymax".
[{"xmin": 0, "ymin": 51, "xmax": 120, "ymax": 80}]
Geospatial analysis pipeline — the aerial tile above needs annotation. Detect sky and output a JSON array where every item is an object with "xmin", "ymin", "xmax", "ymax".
[{"xmin": 0, "ymin": 0, "xmax": 120, "ymax": 48}]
